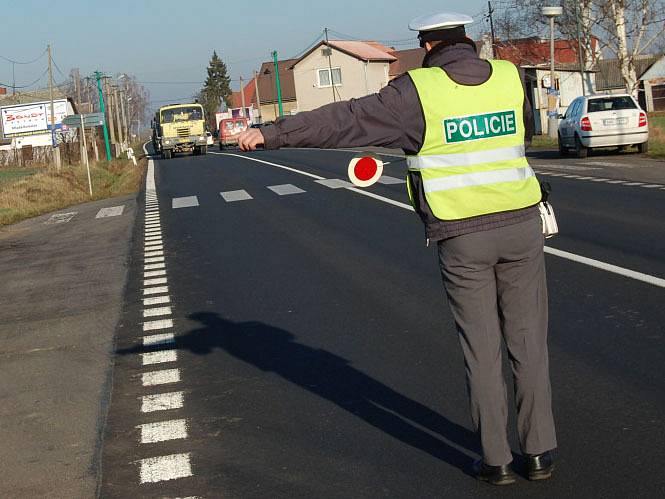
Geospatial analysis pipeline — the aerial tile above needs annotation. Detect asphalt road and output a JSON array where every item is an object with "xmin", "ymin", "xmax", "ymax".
[{"xmin": 100, "ymin": 146, "xmax": 665, "ymax": 499}]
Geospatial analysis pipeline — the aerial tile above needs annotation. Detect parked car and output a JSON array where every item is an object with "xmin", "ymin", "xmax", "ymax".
[
  {"xmin": 558, "ymin": 93, "xmax": 649, "ymax": 158},
  {"xmin": 219, "ymin": 117, "xmax": 249, "ymax": 149},
  {"xmin": 206, "ymin": 131, "xmax": 214, "ymax": 146}
]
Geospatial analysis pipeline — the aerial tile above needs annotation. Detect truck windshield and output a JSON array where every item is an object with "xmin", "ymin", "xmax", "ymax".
[{"xmin": 161, "ymin": 106, "xmax": 203, "ymax": 123}]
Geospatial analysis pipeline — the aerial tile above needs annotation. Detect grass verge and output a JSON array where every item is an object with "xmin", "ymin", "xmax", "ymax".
[{"xmin": 0, "ymin": 157, "xmax": 146, "ymax": 226}]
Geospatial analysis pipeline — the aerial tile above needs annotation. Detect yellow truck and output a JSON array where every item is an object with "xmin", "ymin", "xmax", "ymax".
[{"xmin": 152, "ymin": 103, "xmax": 208, "ymax": 159}]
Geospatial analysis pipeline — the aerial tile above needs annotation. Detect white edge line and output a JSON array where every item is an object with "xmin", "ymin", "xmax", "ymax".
[
  {"xmin": 544, "ymin": 246, "xmax": 665, "ymax": 288},
  {"xmin": 226, "ymin": 153, "xmax": 665, "ymax": 289}
]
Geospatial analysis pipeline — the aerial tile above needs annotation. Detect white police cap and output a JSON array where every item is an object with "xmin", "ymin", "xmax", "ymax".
[{"xmin": 408, "ymin": 12, "xmax": 474, "ymax": 32}]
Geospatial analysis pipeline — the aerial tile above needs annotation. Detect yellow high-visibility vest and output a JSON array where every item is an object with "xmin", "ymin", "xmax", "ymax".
[{"xmin": 406, "ymin": 60, "xmax": 541, "ymax": 221}]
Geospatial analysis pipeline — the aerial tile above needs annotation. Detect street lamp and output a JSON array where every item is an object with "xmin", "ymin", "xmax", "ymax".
[{"xmin": 542, "ymin": 5, "xmax": 563, "ymax": 139}]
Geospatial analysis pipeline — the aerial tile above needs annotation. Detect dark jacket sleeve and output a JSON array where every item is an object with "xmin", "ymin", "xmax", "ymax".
[
  {"xmin": 261, "ymin": 74, "xmax": 424, "ymax": 155},
  {"xmin": 518, "ymin": 67, "xmax": 535, "ymax": 145}
]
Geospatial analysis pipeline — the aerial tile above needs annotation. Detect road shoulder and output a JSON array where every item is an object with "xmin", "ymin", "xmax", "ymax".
[{"xmin": 0, "ymin": 194, "xmax": 137, "ymax": 498}]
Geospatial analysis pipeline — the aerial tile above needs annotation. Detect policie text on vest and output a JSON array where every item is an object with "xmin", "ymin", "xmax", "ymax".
[{"xmin": 443, "ymin": 110, "xmax": 517, "ymax": 144}]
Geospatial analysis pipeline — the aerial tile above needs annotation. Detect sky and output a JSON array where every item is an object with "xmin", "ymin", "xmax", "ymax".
[{"xmin": 1, "ymin": 0, "xmax": 490, "ymax": 108}]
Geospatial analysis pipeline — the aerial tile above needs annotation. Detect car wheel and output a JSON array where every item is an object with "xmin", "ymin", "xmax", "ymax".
[
  {"xmin": 201, "ymin": 145, "xmax": 207, "ymax": 155},
  {"xmin": 162, "ymin": 149, "xmax": 172, "ymax": 160},
  {"xmin": 558, "ymin": 133, "xmax": 568, "ymax": 156},
  {"xmin": 219, "ymin": 143, "xmax": 224, "ymax": 151},
  {"xmin": 574, "ymin": 135, "xmax": 588, "ymax": 158},
  {"xmin": 638, "ymin": 141, "xmax": 648, "ymax": 154}
]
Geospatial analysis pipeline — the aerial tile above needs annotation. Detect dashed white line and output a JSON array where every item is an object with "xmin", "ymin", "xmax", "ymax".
[
  {"xmin": 144, "ymin": 277, "xmax": 168, "ymax": 287},
  {"xmin": 143, "ymin": 332, "xmax": 175, "ymax": 346},
  {"xmin": 139, "ymin": 419, "xmax": 188, "ymax": 444},
  {"xmin": 267, "ymin": 184, "xmax": 306, "ymax": 196},
  {"xmin": 142, "ymin": 368, "xmax": 181, "ymax": 387},
  {"xmin": 143, "ymin": 285, "xmax": 169, "ymax": 296},
  {"xmin": 221, "ymin": 189, "xmax": 253, "ymax": 202},
  {"xmin": 315, "ymin": 178, "xmax": 354, "ymax": 189},
  {"xmin": 172, "ymin": 196, "xmax": 200, "ymax": 209},
  {"xmin": 96, "ymin": 205, "xmax": 125, "ymax": 218},
  {"xmin": 144, "ymin": 269, "xmax": 167, "ymax": 278},
  {"xmin": 145, "ymin": 236, "xmax": 163, "ymax": 242},
  {"xmin": 145, "ymin": 256, "xmax": 165, "ymax": 263},
  {"xmin": 377, "ymin": 175, "xmax": 406, "ymax": 185},
  {"xmin": 142, "ymin": 350, "xmax": 178, "ymax": 366},
  {"xmin": 143, "ymin": 306, "xmax": 172, "ymax": 318},
  {"xmin": 144, "ymin": 262, "xmax": 166, "ymax": 271},
  {"xmin": 143, "ymin": 295, "xmax": 171, "ymax": 306},
  {"xmin": 143, "ymin": 318, "xmax": 173, "ymax": 331},
  {"xmin": 139, "ymin": 453, "xmax": 192, "ymax": 483},
  {"xmin": 141, "ymin": 391, "xmax": 184, "ymax": 412}
]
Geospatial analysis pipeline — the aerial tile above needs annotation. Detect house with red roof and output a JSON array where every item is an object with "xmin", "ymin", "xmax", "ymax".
[{"xmin": 291, "ymin": 40, "xmax": 396, "ymax": 112}]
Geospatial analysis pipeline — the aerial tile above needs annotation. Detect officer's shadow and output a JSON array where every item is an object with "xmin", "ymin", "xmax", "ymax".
[{"xmin": 119, "ymin": 311, "xmax": 480, "ymax": 472}]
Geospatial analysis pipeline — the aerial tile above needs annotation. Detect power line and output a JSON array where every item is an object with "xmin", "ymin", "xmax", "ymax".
[
  {"xmin": 0, "ymin": 68, "xmax": 49, "ymax": 89},
  {"xmin": 0, "ymin": 48, "xmax": 48, "ymax": 65}
]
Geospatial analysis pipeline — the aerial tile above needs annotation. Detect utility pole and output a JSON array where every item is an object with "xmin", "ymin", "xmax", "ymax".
[
  {"xmin": 239, "ymin": 75, "xmax": 246, "ymax": 118},
  {"xmin": 119, "ymin": 89, "xmax": 128, "ymax": 148},
  {"xmin": 324, "ymin": 28, "xmax": 337, "ymax": 102},
  {"xmin": 94, "ymin": 71, "xmax": 112, "ymax": 161},
  {"xmin": 74, "ymin": 68, "xmax": 82, "ymax": 109},
  {"xmin": 104, "ymin": 77, "xmax": 116, "ymax": 149},
  {"xmin": 488, "ymin": 2, "xmax": 497, "ymax": 59},
  {"xmin": 272, "ymin": 51, "xmax": 284, "ymax": 117},
  {"xmin": 47, "ymin": 44, "xmax": 61, "ymax": 170},
  {"xmin": 574, "ymin": 1, "xmax": 586, "ymax": 96},
  {"xmin": 113, "ymin": 86, "xmax": 123, "ymax": 149},
  {"xmin": 11, "ymin": 62, "xmax": 15, "ymax": 95},
  {"xmin": 253, "ymin": 70, "xmax": 262, "ymax": 123}
]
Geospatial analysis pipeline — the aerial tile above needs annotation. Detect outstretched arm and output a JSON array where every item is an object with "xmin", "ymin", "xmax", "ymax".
[{"xmin": 238, "ymin": 75, "xmax": 424, "ymax": 154}]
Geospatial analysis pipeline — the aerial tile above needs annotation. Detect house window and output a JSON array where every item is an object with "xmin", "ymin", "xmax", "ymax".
[{"xmin": 317, "ymin": 67, "xmax": 342, "ymax": 87}]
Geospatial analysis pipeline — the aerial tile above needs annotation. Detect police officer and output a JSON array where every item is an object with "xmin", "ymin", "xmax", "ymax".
[{"xmin": 238, "ymin": 12, "xmax": 557, "ymax": 486}]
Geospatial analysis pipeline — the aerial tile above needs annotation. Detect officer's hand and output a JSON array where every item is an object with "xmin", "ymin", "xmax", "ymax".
[{"xmin": 238, "ymin": 129, "xmax": 265, "ymax": 151}]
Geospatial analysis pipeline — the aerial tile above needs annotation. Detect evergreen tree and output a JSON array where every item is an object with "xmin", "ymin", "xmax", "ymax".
[{"xmin": 199, "ymin": 51, "xmax": 232, "ymax": 127}]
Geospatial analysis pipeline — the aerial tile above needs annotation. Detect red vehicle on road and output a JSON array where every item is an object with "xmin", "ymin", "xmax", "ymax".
[{"xmin": 218, "ymin": 117, "xmax": 249, "ymax": 149}]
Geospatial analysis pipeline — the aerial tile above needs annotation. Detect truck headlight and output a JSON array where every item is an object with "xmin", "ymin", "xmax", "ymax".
[{"xmin": 163, "ymin": 139, "xmax": 171, "ymax": 145}]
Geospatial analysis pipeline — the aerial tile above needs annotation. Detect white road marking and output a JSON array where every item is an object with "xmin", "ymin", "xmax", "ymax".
[
  {"xmin": 624, "ymin": 182, "xmax": 645, "ymax": 186},
  {"xmin": 143, "ymin": 295, "xmax": 170, "ymax": 306},
  {"xmin": 377, "ymin": 175, "xmax": 406, "ymax": 185},
  {"xmin": 145, "ymin": 256, "xmax": 165, "ymax": 263},
  {"xmin": 143, "ymin": 333, "xmax": 175, "ymax": 346},
  {"xmin": 145, "ymin": 236, "xmax": 163, "ymax": 242},
  {"xmin": 589, "ymin": 178, "xmax": 611, "ymax": 182},
  {"xmin": 144, "ymin": 277, "xmax": 168, "ymax": 287},
  {"xmin": 145, "ymin": 213, "xmax": 160, "ymax": 218},
  {"xmin": 143, "ymin": 318, "xmax": 173, "ymax": 331},
  {"xmin": 642, "ymin": 184, "xmax": 663, "ymax": 188},
  {"xmin": 230, "ymin": 154, "xmax": 665, "ymax": 288},
  {"xmin": 96, "ymin": 205, "xmax": 125, "ymax": 218},
  {"xmin": 145, "ymin": 242, "xmax": 163, "ymax": 249},
  {"xmin": 141, "ymin": 391, "xmax": 184, "ymax": 412},
  {"xmin": 144, "ymin": 269, "xmax": 167, "ymax": 278},
  {"xmin": 143, "ymin": 286, "xmax": 169, "ymax": 296},
  {"xmin": 544, "ymin": 247, "xmax": 665, "ymax": 288},
  {"xmin": 214, "ymin": 152, "xmax": 325, "ymax": 179},
  {"xmin": 139, "ymin": 453, "xmax": 192, "ymax": 483},
  {"xmin": 139, "ymin": 419, "xmax": 188, "ymax": 444},
  {"xmin": 533, "ymin": 163, "xmax": 601, "ymax": 171},
  {"xmin": 605, "ymin": 180, "xmax": 626, "ymax": 184},
  {"xmin": 145, "ymin": 227, "xmax": 162, "ymax": 233},
  {"xmin": 221, "ymin": 189, "xmax": 253, "ymax": 202},
  {"xmin": 267, "ymin": 184, "xmax": 306, "ymax": 196},
  {"xmin": 45, "ymin": 212, "xmax": 77, "ymax": 224},
  {"xmin": 144, "ymin": 262, "xmax": 166, "ymax": 270},
  {"xmin": 143, "ymin": 306, "xmax": 172, "ymax": 318},
  {"xmin": 172, "ymin": 196, "xmax": 199, "ymax": 209},
  {"xmin": 315, "ymin": 178, "xmax": 354, "ymax": 189},
  {"xmin": 142, "ymin": 350, "xmax": 178, "ymax": 366},
  {"xmin": 142, "ymin": 369, "xmax": 180, "ymax": 387}
]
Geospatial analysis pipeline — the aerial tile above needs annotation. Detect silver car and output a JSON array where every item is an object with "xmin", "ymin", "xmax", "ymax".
[{"xmin": 558, "ymin": 94, "xmax": 649, "ymax": 158}]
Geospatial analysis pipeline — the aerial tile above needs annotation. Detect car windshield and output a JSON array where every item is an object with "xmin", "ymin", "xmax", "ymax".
[
  {"xmin": 161, "ymin": 106, "xmax": 203, "ymax": 123},
  {"xmin": 587, "ymin": 97, "xmax": 636, "ymax": 113}
]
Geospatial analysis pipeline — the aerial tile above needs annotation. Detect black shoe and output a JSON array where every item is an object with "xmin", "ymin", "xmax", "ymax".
[
  {"xmin": 526, "ymin": 451, "xmax": 555, "ymax": 481},
  {"xmin": 473, "ymin": 459, "xmax": 517, "ymax": 486}
]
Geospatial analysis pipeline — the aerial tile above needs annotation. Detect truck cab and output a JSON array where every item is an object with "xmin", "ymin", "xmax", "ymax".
[{"xmin": 156, "ymin": 103, "xmax": 208, "ymax": 159}]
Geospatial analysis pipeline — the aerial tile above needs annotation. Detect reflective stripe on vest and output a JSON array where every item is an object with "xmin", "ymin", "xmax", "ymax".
[{"xmin": 407, "ymin": 61, "xmax": 542, "ymax": 221}]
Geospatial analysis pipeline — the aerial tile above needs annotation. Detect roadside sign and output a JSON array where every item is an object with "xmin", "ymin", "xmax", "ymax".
[
  {"xmin": 62, "ymin": 112, "xmax": 105, "ymax": 128},
  {"xmin": 348, "ymin": 154, "xmax": 383, "ymax": 187}
]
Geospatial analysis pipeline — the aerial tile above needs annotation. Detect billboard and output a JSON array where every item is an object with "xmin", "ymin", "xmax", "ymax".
[{"xmin": 1, "ymin": 100, "xmax": 69, "ymax": 137}]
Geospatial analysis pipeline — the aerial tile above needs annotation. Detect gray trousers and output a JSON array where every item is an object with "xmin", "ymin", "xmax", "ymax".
[{"xmin": 437, "ymin": 216, "xmax": 557, "ymax": 466}]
